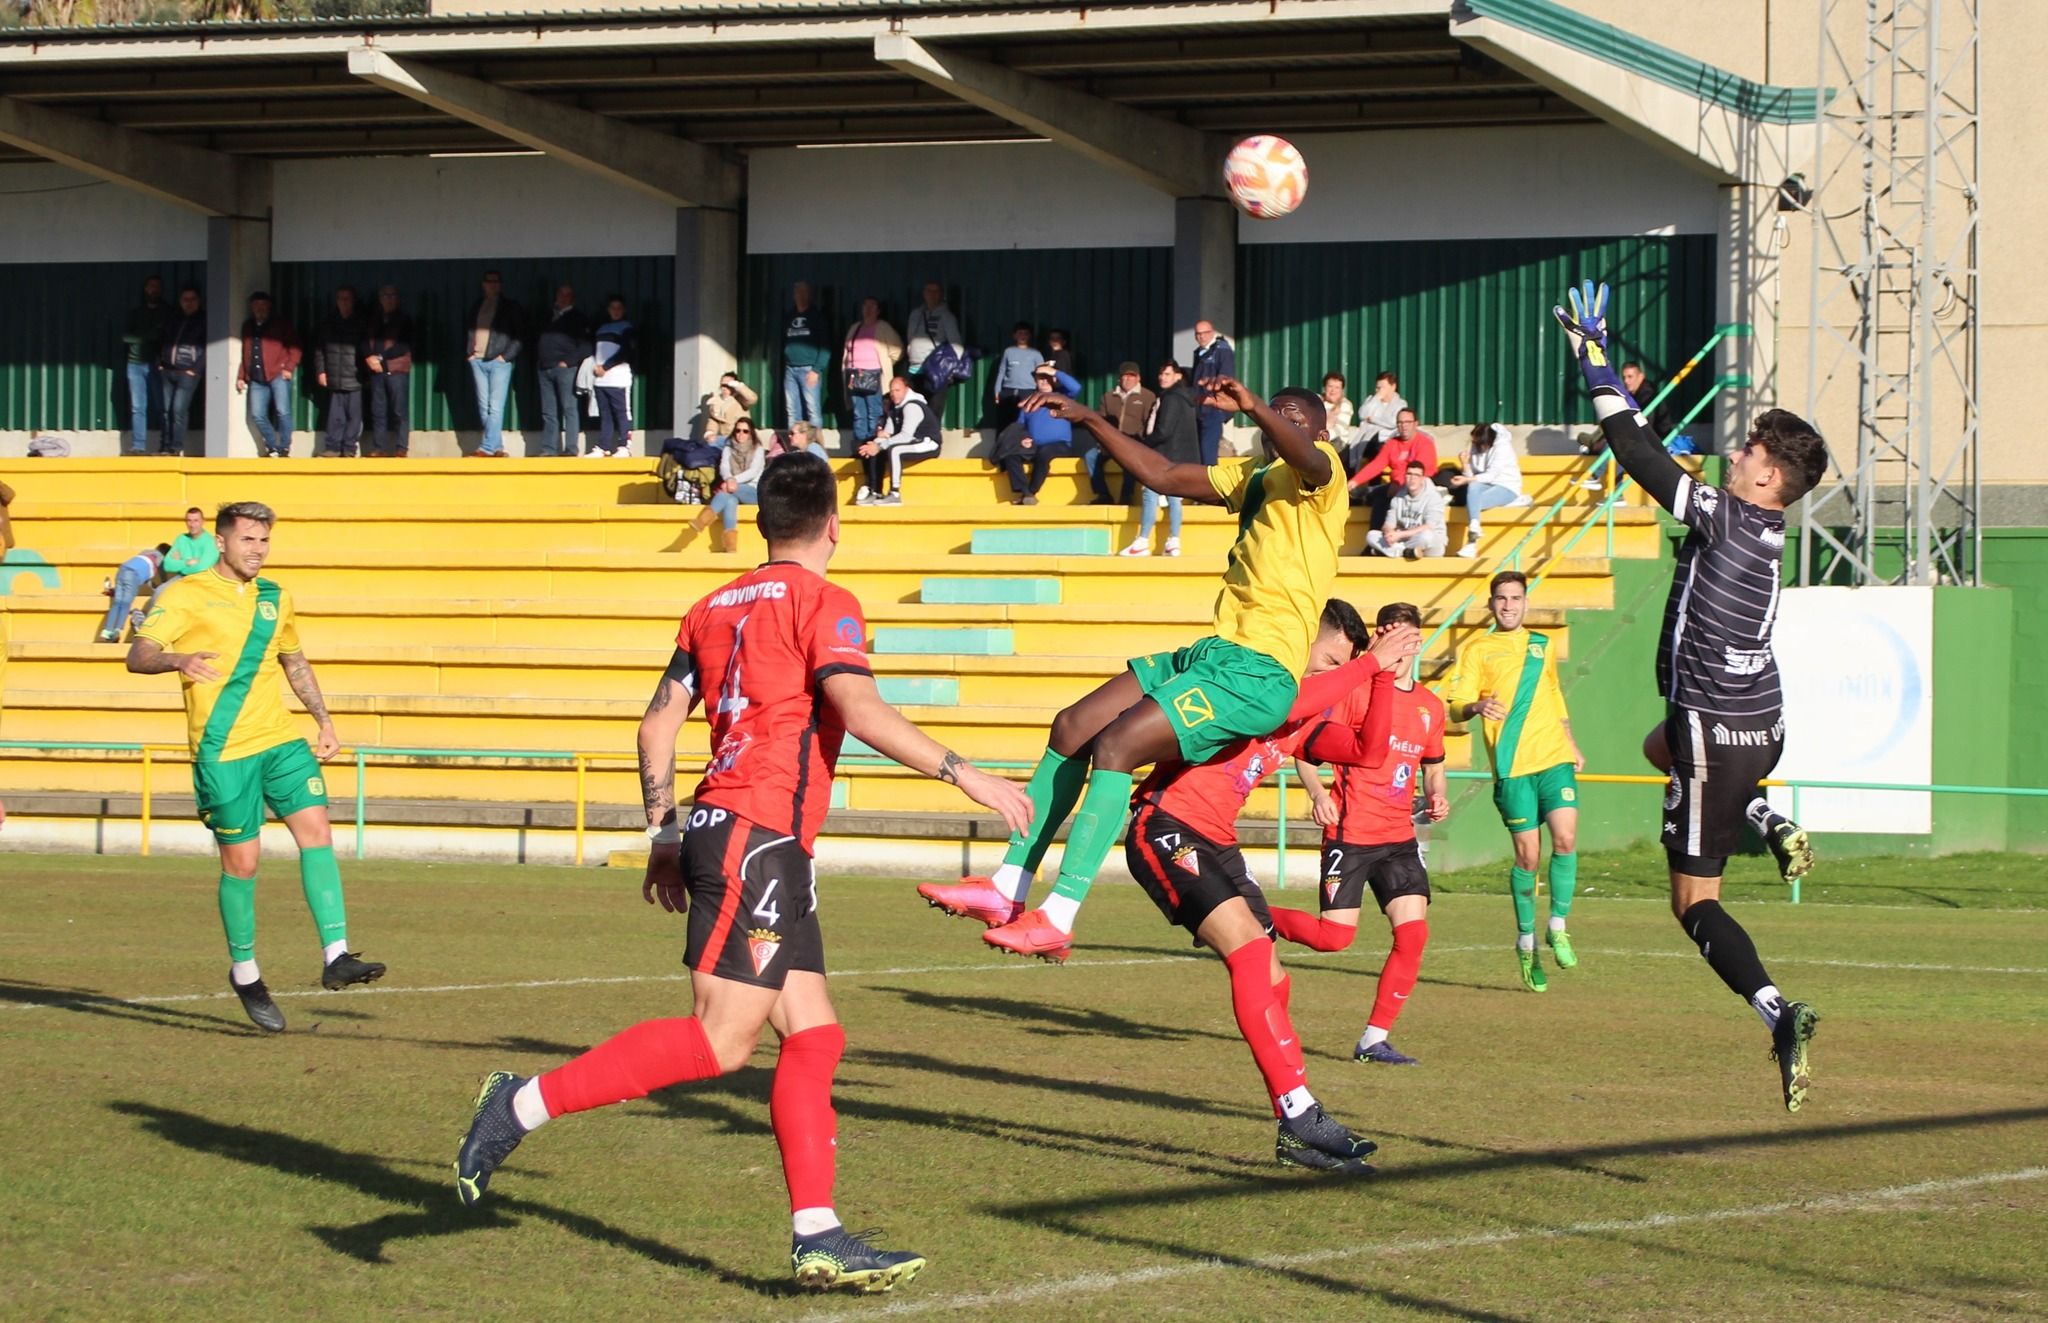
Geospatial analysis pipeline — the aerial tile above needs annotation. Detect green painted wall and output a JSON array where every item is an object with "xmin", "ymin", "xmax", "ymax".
[
  {"xmin": 1236, "ymin": 234, "xmax": 1717, "ymax": 427},
  {"xmin": 737, "ymin": 248, "xmax": 1171, "ymax": 432},
  {"xmin": 0, "ymin": 261, "xmax": 206, "ymax": 432},
  {"xmin": 1982, "ymin": 530, "xmax": 2048, "ymax": 848},
  {"xmin": 1929, "ymin": 587, "xmax": 2014, "ymax": 851}
]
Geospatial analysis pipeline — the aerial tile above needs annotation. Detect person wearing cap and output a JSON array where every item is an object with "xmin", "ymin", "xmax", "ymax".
[
  {"xmin": 1089, "ymin": 361, "xmax": 1153, "ymax": 505},
  {"xmin": 988, "ymin": 361, "xmax": 1079, "ymax": 505},
  {"xmin": 235, "ymin": 291, "xmax": 302, "ymax": 459}
]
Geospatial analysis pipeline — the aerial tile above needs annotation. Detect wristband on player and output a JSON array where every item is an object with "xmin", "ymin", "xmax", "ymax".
[{"xmin": 646, "ymin": 813, "xmax": 681, "ymax": 845}]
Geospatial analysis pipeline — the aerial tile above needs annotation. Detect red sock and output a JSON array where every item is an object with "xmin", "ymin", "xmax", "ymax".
[
  {"xmin": 771, "ymin": 1023, "xmax": 845, "ymax": 1213},
  {"xmin": 1270, "ymin": 906, "xmax": 1358, "ymax": 952},
  {"xmin": 1368, "ymin": 919, "xmax": 1429, "ymax": 1033},
  {"xmin": 1270, "ymin": 974, "xmax": 1294, "ymax": 1117},
  {"xmin": 1224, "ymin": 939, "xmax": 1306, "ymax": 1104},
  {"xmin": 537, "ymin": 1016, "xmax": 721, "ymax": 1118}
]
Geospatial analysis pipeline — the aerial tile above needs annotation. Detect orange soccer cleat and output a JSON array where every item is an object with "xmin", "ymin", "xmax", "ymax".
[
  {"xmin": 916, "ymin": 878, "xmax": 1024, "ymax": 928},
  {"xmin": 982, "ymin": 908, "xmax": 1073, "ymax": 964}
]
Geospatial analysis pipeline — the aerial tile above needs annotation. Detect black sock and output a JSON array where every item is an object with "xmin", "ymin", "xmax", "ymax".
[{"xmin": 1680, "ymin": 900, "xmax": 1774, "ymax": 1001}]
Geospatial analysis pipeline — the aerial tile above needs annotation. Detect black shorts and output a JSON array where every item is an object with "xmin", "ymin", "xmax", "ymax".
[
  {"xmin": 1661, "ymin": 705, "xmax": 1783, "ymax": 873},
  {"xmin": 1125, "ymin": 806, "xmax": 1273, "ymax": 938},
  {"xmin": 681, "ymin": 806, "xmax": 824, "ymax": 990},
  {"xmin": 1319, "ymin": 839, "xmax": 1431, "ymax": 913}
]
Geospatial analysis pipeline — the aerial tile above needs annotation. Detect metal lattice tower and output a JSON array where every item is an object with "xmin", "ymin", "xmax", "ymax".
[{"xmin": 1800, "ymin": 0, "xmax": 1981, "ymax": 586}]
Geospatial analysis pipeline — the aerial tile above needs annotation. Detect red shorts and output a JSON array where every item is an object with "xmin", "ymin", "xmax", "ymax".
[{"xmin": 681, "ymin": 806, "xmax": 825, "ymax": 990}]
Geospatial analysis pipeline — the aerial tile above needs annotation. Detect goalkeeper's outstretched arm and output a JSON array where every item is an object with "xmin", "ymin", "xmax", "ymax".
[{"xmin": 1554, "ymin": 280, "xmax": 1688, "ymax": 514}]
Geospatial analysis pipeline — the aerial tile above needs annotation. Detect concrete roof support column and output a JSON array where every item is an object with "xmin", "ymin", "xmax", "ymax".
[
  {"xmin": 1715, "ymin": 182, "xmax": 1779, "ymax": 454},
  {"xmin": 1173, "ymin": 197, "xmax": 1237, "ymax": 370},
  {"xmin": 673, "ymin": 207, "xmax": 739, "ymax": 444},
  {"xmin": 0, "ymin": 93, "xmax": 260, "ymax": 216},
  {"xmin": 205, "ymin": 208, "xmax": 272, "ymax": 459}
]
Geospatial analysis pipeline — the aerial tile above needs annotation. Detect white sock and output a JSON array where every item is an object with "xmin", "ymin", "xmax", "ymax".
[
  {"xmin": 511, "ymin": 1076, "xmax": 553, "ymax": 1132},
  {"xmin": 230, "ymin": 959, "xmax": 261, "ymax": 986},
  {"xmin": 1359, "ymin": 1025, "xmax": 1390, "ymax": 1050},
  {"xmin": 1751, "ymin": 984, "xmax": 1784, "ymax": 1031},
  {"xmin": 1040, "ymin": 891, "xmax": 1081, "ymax": 934},
  {"xmin": 792, "ymin": 1207, "xmax": 840, "ymax": 1237},
  {"xmin": 1276, "ymin": 1086, "xmax": 1317, "ymax": 1119},
  {"xmin": 321, "ymin": 939, "xmax": 349, "ymax": 964},
  {"xmin": 991, "ymin": 862, "xmax": 1033, "ymax": 903},
  {"xmin": 1548, "ymin": 915, "xmax": 1568, "ymax": 933},
  {"xmin": 1516, "ymin": 932, "xmax": 1536, "ymax": 952}
]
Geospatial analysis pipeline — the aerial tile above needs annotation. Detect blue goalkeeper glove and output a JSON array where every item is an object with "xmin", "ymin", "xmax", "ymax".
[{"xmin": 1552, "ymin": 279, "xmax": 1628, "ymax": 396}]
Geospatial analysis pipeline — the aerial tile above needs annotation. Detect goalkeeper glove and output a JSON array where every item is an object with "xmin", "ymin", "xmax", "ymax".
[{"xmin": 1552, "ymin": 279, "xmax": 1631, "ymax": 399}]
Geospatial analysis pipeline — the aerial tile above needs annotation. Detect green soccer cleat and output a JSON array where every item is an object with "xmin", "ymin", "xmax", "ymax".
[
  {"xmin": 1546, "ymin": 928, "xmax": 1578, "ymax": 969},
  {"xmin": 1516, "ymin": 947, "xmax": 1547, "ymax": 993},
  {"xmin": 1770, "ymin": 1001, "xmax": 1820, "ymax": 1112}
]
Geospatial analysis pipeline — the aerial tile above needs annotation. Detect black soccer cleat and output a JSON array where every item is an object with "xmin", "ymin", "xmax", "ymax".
[
  {"xmin": 321, "ymin": 951, "xmax": 387, "ymax": 990},
  {"xmin": 230, "ymin": 973, "xmax": 286, "ymax": 1033},
  {"xmin": 791, "ymin": 1225, "xmax": 927, "ymax": 1294},
  {"xmin": 1765, "ymin": 820, "xmax": 1817, "ymax": 884},
  {"xmin": 1274, "ymin": 1139, "xmax": 1378, "ymax": 1176},
  {"xmin": 1276, "ymin": 1105, "xmax": 1379, "ymax": 1165},
  {"xmin": 454, "ymin": 1071, "xmax": 530, "ymax": 1206},
  {"xmin": 1770, "ymin": 1001, "xmax": 1820, "ymax": 1113}
]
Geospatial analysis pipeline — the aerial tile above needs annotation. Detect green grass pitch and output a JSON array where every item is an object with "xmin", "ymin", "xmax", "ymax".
[{"xmin": 4, "ymin": 850, "xmax": 2046, "ymax": 1320}]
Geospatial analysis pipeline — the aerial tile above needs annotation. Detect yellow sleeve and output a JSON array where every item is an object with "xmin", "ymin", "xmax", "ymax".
[
  {"xmin": 1539, "ymin": 639, "xmax": 1568, "ymax": 720},
  {"xmin": 1206, "ymin": 456, "xmax": 1256, "ymax": 510},
  {"xmin": 272, "ymin": 587, "xmax": 303, "ymax": 657},
  {"xmin": 1441, "ymin": 638, "xmax": 1481, "ymax": 715},
  {"xmin": 135, "ymin": 580, "xmax": 193, "ymax": 648}
]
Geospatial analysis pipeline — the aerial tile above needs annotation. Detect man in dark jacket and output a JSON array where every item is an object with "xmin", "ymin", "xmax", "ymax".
[
  {"xmin": 235, "ymin": 292, "xmax": 301, "ymax": 458},
  {"xmin": 157, "ymin": 285, "xmax": 206, "ymax": 456},
  {"xmin": 1190, "ymin": 318, "xmax": 1236, "ymax": 465},
  {"xmin": 535, "ymin": 283, "xmax": 591, "ymax": 458},
  {"xmin": 314, "ymin": 286, "xmax": 369, "ymax": 458},
  {"xmin": 123, "ymin": 275, "xmax": 170, "ymax": 456},
  {"xmin": 364, "ymin": 284, "xmax": 416, "ymax": 458},
  {"xmin": 1088, "ymin": 360, "xmax": 1155, "ymax": 504},
  {"xmin": 464, "ymin": 270, "xmax": 526, "ymax": 457},
  {"xmin": 782, "ymin": 280, "xmax": 831, "ymax": 430}
]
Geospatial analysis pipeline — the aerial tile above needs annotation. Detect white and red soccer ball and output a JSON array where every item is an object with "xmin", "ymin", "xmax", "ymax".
[{"xmin": 1223, "ymin": 134, "xmax": 1308, "ymax": 220}]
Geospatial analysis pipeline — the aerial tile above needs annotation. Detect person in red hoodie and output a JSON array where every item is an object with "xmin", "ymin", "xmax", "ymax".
[
  {"xmin": 1346, "ymin": 406, "xmax": 1437, "ymax": 529},
  {"xmin": 234, "ymin": 292, "xmax": 302, "ymax": 458}
]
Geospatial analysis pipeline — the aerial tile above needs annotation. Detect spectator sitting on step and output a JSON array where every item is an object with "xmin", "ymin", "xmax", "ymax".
[
  {"xmin": 857, "ymin": 373, "xmax": 941, "ymax": 506},
  {"xmin": 768, "ymin": 420, "xmax": 831, "ymax": 463},
  {"xmin": 98, "ymin": 543, "xmax": 170, "ymax": 643},
  {"xmin": 1365, "ymin": 461, "xmax": 1448, "ymax": 560},
  {"xmin": 1347, "ymin": 405, "xmax": 1439, "ymax": 526},
  {"xmin": 1120, "ymin": 359, "xmax": 1201, "ymax": 558},
  {"xmin": 991, "ymin": 362, "xmax": 1080, "ymax": 506},
  {"xmin": 1447, "ymin": 423, "xmax": 1529, "ymax": 559},
  {"xmin": 313, "ymin": 285, "xmax": 369, "ymax": 458},
  {"xmin": 703, "ymin": 372, "xmax": 760, "ymax": 443},
  {"xmin": 1347, "ymin": 369, "xmax": 1406, "ymax": 473},
  {"xmin": 162, "ymin": 506, "xmax": 219, "ymax": 579},
  {"xmin": 1, "ymin": 478, "xmax": 16, "ymax": 552},
  {"xmin": 1321, "ymin": 371, "xmax": 1355, "ymax": 444},
  {"xmin": 692, "ymin": 418, "xmax": 767, "ymax": 553},
  {"xmin": 991, "ymin": 322, "xmax": 1044, "ymax": 431},
  {"xmin": 1089, "ymin": 361, "xmax": 1153, "ymax": 505}
]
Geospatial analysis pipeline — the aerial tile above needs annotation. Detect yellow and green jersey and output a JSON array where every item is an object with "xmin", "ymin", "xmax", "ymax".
[
  {"xmin": 1204, "ymin": 439, "xmax": 1348, "ymax": 677},
  {"xmin": 1442, "ymin": 628, "xmax": 1574, "ymax": 780},
  {"xmin": 137, "ymin": 569, "xmax": 305, "ymax": 763}
]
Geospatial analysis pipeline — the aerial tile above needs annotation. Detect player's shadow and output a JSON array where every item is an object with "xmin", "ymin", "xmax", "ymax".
[
  {"xmin": 106, "ymin": 1100, "xmax": 792, "ymax": 1295},
  {"xmin": 0, "ymin": 978, "xmax": 265, "ymax": 1038},
  {"xmin": 865, "ymin": 984, "xmax": 1244, "ymax": 1046}
]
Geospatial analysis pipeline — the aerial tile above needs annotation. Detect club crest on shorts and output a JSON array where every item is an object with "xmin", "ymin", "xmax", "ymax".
[
  {"xmin": 1324, "ymin": 878, "xmax": 1342, "ymax": 904},
  {"xmin": 1171, "ymin": 686, "xmax": 1215, "ymax": 729},
  {"xmin": 1170, "ymin": 845, "xmax": 1201, "ymax": 875},
  {"xmin": 746, "ymin": 928, "xmax": 782, "ymax": 975},
  {"xmin": 1664, "ymin": 775, "xmax": 1683, "ymax": 811}
]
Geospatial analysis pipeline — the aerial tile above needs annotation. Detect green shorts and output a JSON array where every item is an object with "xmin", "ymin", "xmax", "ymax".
[
  {"xmin": 1130, "ymin": 636, "xmax": 1299, "ymax": 766},
  {"xmin": 192, "ymin": 739, "xmax": 329, "ymax": 845},
  {"xmin": 1493, "ymin": 762, "xmax": 1578, "ymax": 833}
]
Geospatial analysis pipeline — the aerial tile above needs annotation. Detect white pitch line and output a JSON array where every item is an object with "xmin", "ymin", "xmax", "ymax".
[
  {"xmin": 801, "ymin": 1167, "xmax": 2048, "ymax": 1323},
  {"xmin": 1300, "ymin": 943, "xmax": 2048, "ymax": 977}
]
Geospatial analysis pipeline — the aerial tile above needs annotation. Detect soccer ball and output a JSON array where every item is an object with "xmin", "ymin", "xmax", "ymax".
[{"xmin": 1223, "ymin": 135, "xmax": 1308, "ymax": 219}]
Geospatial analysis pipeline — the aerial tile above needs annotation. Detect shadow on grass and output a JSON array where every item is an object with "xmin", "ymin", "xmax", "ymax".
[
  {"xmin": 865, "ymin": 984, "xmax": 1243, "ymax": 1046},
  {"xmin": 107, "ymin": 1101, "xmax": 795, "ymax": 1295}
]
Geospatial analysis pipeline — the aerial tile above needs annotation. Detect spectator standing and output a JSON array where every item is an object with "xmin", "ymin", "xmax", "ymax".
[
  {"xmin": 1321, "ymin": 372, "xmax": 1355, "ymax": 443},
  {"xmin": 903, "ymin": 281, "xmax": 964, "ymax": 430},
  {"xmin": 535, "ymin": 284, "xmax": 592, "ymax": 458},
  {"xmin": 1043, "ymin": 328, "xmax": 1075, "ymax": 380},
  {"xmin": 1366, "ymin": 461, "xmax": 1449, "ymax": 559},
  {"xmin": 1347, "ymin": 406, "xmax": 1439, "ymax": 526},
  {"xmin": 313, "ymin": 286, "xmax": 369, "ymax": 458},
  {"xmin": 157, "ymin": 285, "xmax": 206, "ymax": 456},
  {"xmin": 781, "ymin": 281, "xmax": 831, "ymax": 430},
  {"xmin": 363, "ymin": 285, "xmax": 415, "ymax": 458},
  {"xmin": 1190, "ymin": 318, "xmax": 1235, "ymax": 464},
  {"xmin": 587, "ymin": 296, "xmax": 636, "ymax": 458},
  {"xmin": 1449, "ymin": 423, "xmax": 1529, "ymax": 558},
  {"xmin": 236, "ymin": 292, "xmax": 300, "ymax": 459},
  {"xmin": 122, "ymin": 275, "xmax": 170, "ymax": 456},
  {"xmin": 1089, "ymin": 361, "xmax": 1153, "ymax": 505},
  {"xmin": 990, "ymin": 323, "xmax": 1045, "ymax": 430},
  {"xmin": 163, "ymin": 507, "xmax": 219, "ymax": 579},
  {"xmin": 464, "ymin": 270, "xmax": 525, "ymax": 458},
  {"xmin": 840, "ymin": 296, "xmax": 901, "ymax": 451},
  {"xmin": 990, "ymin": 363, "xmax": 1079, "ymax": 505},
  {"xmin": 857, "ymin": 373, "xmax": 941, "ymax": 505},
  {"xmin": 1349, "ymin": 371, "xmax": 1407, "ymax": 472},
  {"xmin": 703, "ymin": 372, "xmax": 761, "ymax": 442},
  {"xmin": 97, "ymin": 543, "xmax": 169, "ymax": 643},
  {"xmin": 1120, "ymin": 360, "xmax": 1201, "ymax": 557},
  {"xmin": 696, "ymin": 418, "xmax": 768, "ymax": 553}
]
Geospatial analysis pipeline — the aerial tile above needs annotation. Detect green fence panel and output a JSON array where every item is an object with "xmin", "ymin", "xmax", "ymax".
[
  {"xmin": 1235, "ymin": 234, "xmax": 1715, "ymax": 426},
  {"xmin": 738, "ymin": 248, "xmax": 1172, "ymax": 432},
  {"xmin": 270, "ymin": 256, "xmax": 673, "ymax": 435},
  {"xmin": 0, "ymin": 261, "xmax": 208, "ymax": 432}
]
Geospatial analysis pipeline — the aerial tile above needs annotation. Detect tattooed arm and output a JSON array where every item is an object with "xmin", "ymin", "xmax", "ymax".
[
  {"xmin": 638, "ymin": 648, "xmax": 699, "ymax": 914},
  {"xmin": 126, "ymin": 636, "xmax": 222, "ymax": 682},
  {"xmin": 278, "ymin": 651, "xmax": 340, "ymax": 757}
]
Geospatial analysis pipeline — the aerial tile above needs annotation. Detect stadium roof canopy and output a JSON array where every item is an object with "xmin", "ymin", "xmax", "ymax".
[{"xmin": 0, "ymin": 0, "xmax": 1824, "ymax": 210}]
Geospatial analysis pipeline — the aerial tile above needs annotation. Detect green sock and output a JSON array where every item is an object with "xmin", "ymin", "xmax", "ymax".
[
  {"xmin": 298, "ymin": 845, "xmax": 349, "ymax": 947},
  {"xmin": 219, "ymin": 872, "xmax": 257, "ymax": 963},
  {"xmin": 1048, "ymin": 769, "xmax": 1135, "ymax": 905},
  {"xmin": 1509, "ymin": 866, "xmax": 1537, "ymax": 936},
  {"xmin": 1001, "ymin": 748, "xmax": 1090, "ymax": 873},
  {"xmin": 1548, "ymin": 852, "xmax": 1578, "ymax": 921}
]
